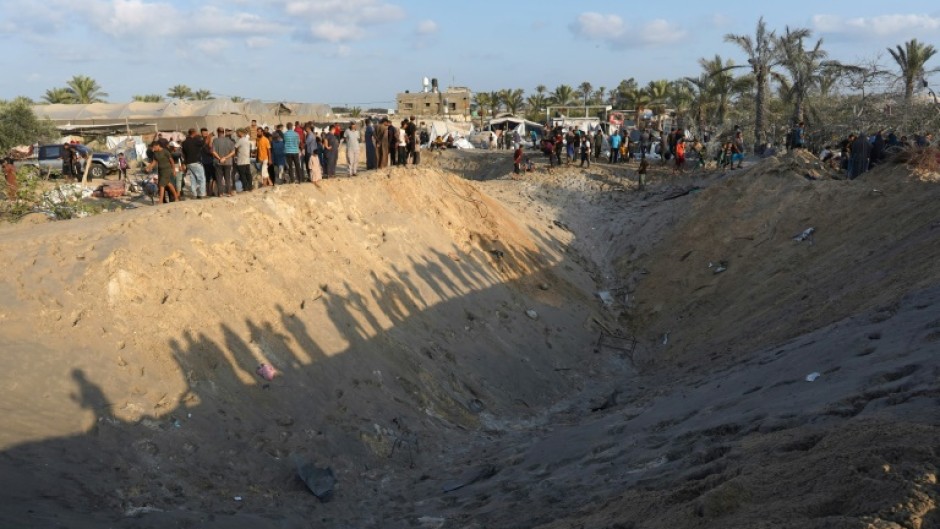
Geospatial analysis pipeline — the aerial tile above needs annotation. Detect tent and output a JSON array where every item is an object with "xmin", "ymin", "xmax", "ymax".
[
  {"xmin": 485, "ymin": 115, "xmax": 543, "ymax": 138},
  {"xmin": 32, "ymin": 100, "xmax": 334, "ymax": 135},
  {"xmin": 424, "ymin": 120, "xmax": 472, "ymax": 145}
]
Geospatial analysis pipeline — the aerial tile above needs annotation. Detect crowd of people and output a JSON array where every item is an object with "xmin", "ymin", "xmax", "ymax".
[
  {"xmin": 144, "ymin": 116, "xmax": 427, "ymax": 202},
  {"xmin": 819, "ymin": 130, "xmax": 935, "ymax": 179}
]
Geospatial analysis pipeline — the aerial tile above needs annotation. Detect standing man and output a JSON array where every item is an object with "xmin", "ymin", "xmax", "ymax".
[
  {"xmin": 364, "ymin": 118, "xmax": 377, "ymax": 170},
  {"xmin": 146, "ymin": 140, "xmax": 180, "ymax": 203},
  {"xmin": 181, "ymin": 128, "xmax": 207, "ymax": 199},
  {"xmin": 234, "ymin": 128, "xmax": 253, "ymax": 192},
  {"xmin": 609, "ymin": 131, "xmax": 621, "ymax": 163},
  {"xmin": 405, "ymin": 116, "xmax": 418, "ymax": 166},
  {"xmin": 282, "ymin": 122, "xmax": 302, "ymax": 183},
  {"xmin": 344, "ymin": 122, "xmax": 360, "ymax": 176},
  {"xmin": 387, "ymin": 120, "xmax": 398, "ymax": 166},
  {"xmin": 325, "ymin": 124, "xmax": 340, "ymax": 178},
  {"xmin": 212, "ymin": 128, "xmax": 236, "ymax": 196},
  {"xmin": 304, "ymin": 124, "xmax": 317, "ymax": 181},
  {"xmin": 375, "ymin": 118, "xmax": 389, "ymax": 169}
]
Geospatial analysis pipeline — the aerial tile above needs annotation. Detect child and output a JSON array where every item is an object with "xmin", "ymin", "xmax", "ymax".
[
  {"xmin": 580, "ymin": 137, "xmax": 591, "ymax": 168},
  {"xmin": 513, "ymin": 145, "xmax": 523, "ymax": 175},
  {"xmin": 117, "ymin": 152, "xmax": 129, "ymax": 180}
]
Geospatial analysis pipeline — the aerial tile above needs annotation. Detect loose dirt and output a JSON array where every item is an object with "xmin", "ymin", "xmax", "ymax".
[{"xmin": 0, "ymin": 148, "xmax": 937, "ymax": 529}]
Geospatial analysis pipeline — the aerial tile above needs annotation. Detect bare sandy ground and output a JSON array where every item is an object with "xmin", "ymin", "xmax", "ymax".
[{"xmin": 0, "ymin": 148, "xmax": 937, "ymax": 528}]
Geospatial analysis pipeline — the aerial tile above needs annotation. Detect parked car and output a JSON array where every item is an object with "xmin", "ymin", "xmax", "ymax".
[{"xmin": 15, "ymin": 144, "xmax": 118, "ymax": 179}]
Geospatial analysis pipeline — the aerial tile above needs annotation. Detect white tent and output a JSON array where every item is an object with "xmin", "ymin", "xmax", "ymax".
[{"xmin": 486, "ymin": 116, "xmax": 543, "ymax": 137}]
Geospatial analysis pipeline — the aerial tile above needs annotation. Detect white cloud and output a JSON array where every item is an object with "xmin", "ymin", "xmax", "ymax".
[
  {"xmin": 310, "ymin": 21, "xmax": 363, "ymax": 43},
  {"xmin": 569, "ymin": 12, "xmax": 685, "ymax": 48},
  {"xmin": 415, "ymin": 19, "xmax": 438, "ymax": 36},
  {"xmin": 246, "ymin": 36, "xmax": 273, "ymax": 49},
  {"xmin": 196, "ymin": 38, "xmax": 230, "ymax": 56},
  {"xmin": 278, "ymin": 0, "xmax": 405, "ymax": 42},
  {"xmin": 813, "ymin": 13, "xmax": 940, "ymax": 37}
]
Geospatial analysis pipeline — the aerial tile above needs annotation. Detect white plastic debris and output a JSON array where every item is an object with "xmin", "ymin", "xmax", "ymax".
[
  {"xmin": 793, "ymin": 227, "xmax": 815, "ymax": 242},
  {"xmin": 662, "ymin": 332, "xmax": 669, "ymax": 345},
  {"xmin": 234, "ymin": 496, "xmax": 243, "ymax": 502},
  {"xmin": 805, "ymin": 372, "xmax": 821, "ymax": 382},
  {"xmin": 597, "ymin": 291, "xmax": 614, "ymax": 307},
  {"xmin": 525, "ymin": 309, "xmax": 539, "ymax": 320}
]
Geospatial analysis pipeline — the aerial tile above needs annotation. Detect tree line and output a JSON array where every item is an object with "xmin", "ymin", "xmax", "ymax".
[{"xmin": 475, "ymin": 19, "xmax": 937, "ymax": 150}]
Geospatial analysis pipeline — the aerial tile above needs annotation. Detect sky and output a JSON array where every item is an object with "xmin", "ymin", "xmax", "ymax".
[{"xmin": 1, "ymin": 0, "xmax": 940, "ymax": 107}]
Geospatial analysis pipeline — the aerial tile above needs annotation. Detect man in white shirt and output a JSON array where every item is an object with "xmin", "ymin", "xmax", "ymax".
[{"xmin": 344, "ymin": 122, "xmax": 360, "ymax": 176}]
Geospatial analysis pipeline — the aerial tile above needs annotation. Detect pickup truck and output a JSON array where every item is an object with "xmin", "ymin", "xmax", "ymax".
[{"xmin": 15, "ymin": 144, "xmax": 118, "ymax": 179}]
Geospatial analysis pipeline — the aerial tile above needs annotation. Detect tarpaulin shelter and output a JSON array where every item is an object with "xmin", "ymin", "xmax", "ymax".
[
  {"xmin": 485, "ymin": 115, "xmax": 543, "ymax": 137},
  {"xmin": 32, "ymin": 100, "xmax": 333, "ymax": 135}
]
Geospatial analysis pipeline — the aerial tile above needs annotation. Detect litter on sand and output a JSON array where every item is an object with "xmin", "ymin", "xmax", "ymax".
[
  {"xmin": 793, "ymin": 227, "xmax": 815, "ymax": 242},
  {"xmin": 805, "ymin": 372, "xmax": 821, "ymax": 382},
  {"xmin": 256, "ymin": 363, "xmax": 277, "ymax": 381}
]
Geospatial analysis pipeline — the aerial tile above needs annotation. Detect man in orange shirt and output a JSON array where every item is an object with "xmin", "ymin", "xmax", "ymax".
[{"xmin": 256, "ymin": 129, "xmax": 272, "ymax": 187}]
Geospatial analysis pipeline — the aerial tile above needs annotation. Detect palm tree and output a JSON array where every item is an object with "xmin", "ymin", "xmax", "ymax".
[
  {"xmin": 725, "ymin": 17, "xmax": 777, "ymax": 151},
  {"xmin": 500, "ymin": 88, "xmax": 525, "ymax": 115},
  {"xmin": 350, "ymin": 107, "xmax": 363, "ymax": 118},
  {"xmin": 773, "ymin": 27, "xmax": 827, "ymax": 124},
  {"xmin": 192, "ymin": 89, "xmax": 213, "ymax": 100},
  {"xmin": 623, "ymin": 87, "xmax": 651, "ymax": 129},
  {"xmin": 526, "ymin": 93, "xmax": 549, "ymax": 121},
  {"xmin": 473, "ymin": 92, "xmax": 492, "ymax": 117},
  {"xmin": 611, "ymin": 78, "xmax": 638, "ymax": 108},
  {"xmin": 534, "ymin": 84, "xmax": 547, "ymax": 97},
  {"xmin": 230, "ymin": 96, "xmax": 245, "ymax": 103},
  {"xmin": 887, "ymin": 39, "xmax": 939, "ymax": 103},
  {"xmin": 42, "ymin": 87, "xmax": 75, "ymax": 104},
  {"xmin": 669, "ymin": 81, "xmax": 695, "ymax": 131},
  {"xmin": 577, "ymin": 81, "xmax": 593, "ymax": 106},
  {"xmin": 486, "ymin": 91, "xmax": 501, "ymax": 118},
  {"xmin": 167, "ymin": 85, "xmax": 193, "ymax": 99},
  {"xmin": 646, "ymin": 80, "xmax": 671, "ymax": 130},
  {"xmin": 697, "ymin": 55, "xmax": 749, "ymax": 131},
  {"xmin": 65, "ymin": 75, "xmax": 108, "ymax": 103},
  {"xmin": 593, "ymin": 86, "xmax": 607, "ymax": 106},
  {"xmin": 551, "ymin": 84, "xmax": 575, "ymax": 116},
  {"xmin": 133, "ymin": 94, "xmax": 164, "ymax": 102}
]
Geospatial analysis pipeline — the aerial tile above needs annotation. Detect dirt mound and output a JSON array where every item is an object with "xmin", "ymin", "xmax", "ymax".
[
  {"xmin": 622, "ymin": 152, "xmax": 940, "ymax": 369},
  {"xmin": 0, "ymin": 166, "xmax": 611, "ymax": 527},
  {"xmin": 0, "ymin": 150, "xmax": 937, "ymax": 529}
]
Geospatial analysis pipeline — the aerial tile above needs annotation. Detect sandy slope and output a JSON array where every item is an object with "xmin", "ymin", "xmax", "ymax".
[{"xmin": 0, "ymin": 149, "xmax": 937, "ymax": 529}]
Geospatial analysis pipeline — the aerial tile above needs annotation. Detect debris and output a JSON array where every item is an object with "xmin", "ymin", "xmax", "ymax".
[
  {"xmin": 793, "ymin": 227, "xmax": 815, "ymax": 242},
  {"xmin": 442, "ymin": 464, "xmax": 499, "ymax": 493},
  {"xmin": 552, "ymin": 220, "xmax": 572, "ymax": 232},
  {"xmin": 296, "ymin": 463, "xmax": 336, "ymax": 501},
  {"xmin": 256, "ymin": 363, "xmax": 277, "ymax": 381},
  {"xmin": 233, "ymin": 496, "xmax": 243, "ymax": 502},
  {"xmin": 538, "ymin": 283, "xmax": 550, "ymax": 290},
  {"xmin": 489, "ymin": 249, "xmax": 504, "ymax": 259},
  {"xmin": 597, "ymin": 291, "xmax": 615, "ymax": 307},
  {"xmin": 708, "ymin": 261, "xmax": 728, "ymax": 274},
  {"xmin": 591, "ymin": 389, "xmax": 621, "ymax": 412},
  {"xmin": 662, "ymin": 332, "xmax": 669, "ymax": 345},
  {"xmin": 805, "ymin": 372, "xmax": 821, "ymax": 382},
  {"xmin": 418, "ymin": 516, "xmax": 446, "ymax": 529},
  {"xmin": 525, "ymin": 309, "xmax": 539, "ymax": 320},
  {"xmin": 662, "ymin": 186, "xmax": 700, "ymax": 201}
]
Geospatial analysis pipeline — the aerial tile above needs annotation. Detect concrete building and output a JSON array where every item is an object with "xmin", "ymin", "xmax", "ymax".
[{"xmin": 396, "ymin": 86, "xmax": 472, "ymax": 118}]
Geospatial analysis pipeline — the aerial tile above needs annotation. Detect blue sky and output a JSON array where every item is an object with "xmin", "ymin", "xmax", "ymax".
[{"xmin": 2, "ymin": 0, "xmax": 939, "ymax": 106}]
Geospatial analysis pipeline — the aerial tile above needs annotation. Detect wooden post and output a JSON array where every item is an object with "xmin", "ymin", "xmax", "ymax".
[{"xmin": 80, "ymin": 150, "xmax": 92, "ymax": 185}]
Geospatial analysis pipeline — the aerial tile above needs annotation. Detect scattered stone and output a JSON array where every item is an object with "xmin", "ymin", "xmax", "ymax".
[
  {"xmin": 297, "ymin": 463, "xmax": 336, "ymax": 502},
  {"xmin": 525, "ymin": 309, "xmax": 539, "ymax": 320},
  {"xmin": 538, "ymin": 283, "xmax": 550, "ymax": 290}
]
